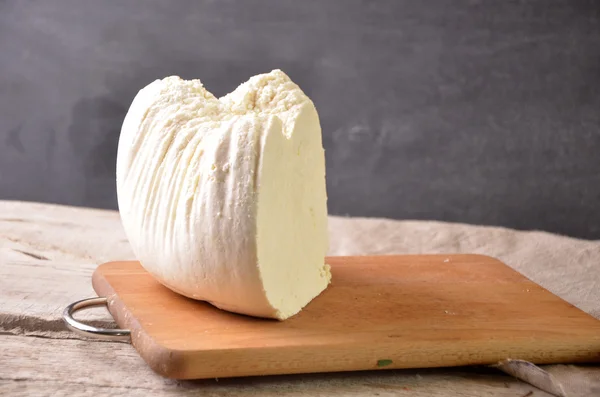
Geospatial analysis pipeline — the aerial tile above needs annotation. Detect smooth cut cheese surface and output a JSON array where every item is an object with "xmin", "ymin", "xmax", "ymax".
[{"xmin": 116, "ymin": 70, "xmax": 331, "ymax": 320}]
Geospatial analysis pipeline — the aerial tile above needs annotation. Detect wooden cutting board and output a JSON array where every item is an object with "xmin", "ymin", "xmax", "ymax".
[{"xmin": 92, "ymin": 254, "xmax": 600, "ymax": 379}]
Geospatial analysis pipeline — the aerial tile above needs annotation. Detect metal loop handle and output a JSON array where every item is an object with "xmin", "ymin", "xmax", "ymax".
[{"xmin": 62, "ymin": 297, "xmax": 131, "ymax": 341}]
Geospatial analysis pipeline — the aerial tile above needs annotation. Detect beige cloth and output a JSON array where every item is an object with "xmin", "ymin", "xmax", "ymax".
[{"xmin": 1, "ymin": 201, "xmax": 599, "ymax": 396}]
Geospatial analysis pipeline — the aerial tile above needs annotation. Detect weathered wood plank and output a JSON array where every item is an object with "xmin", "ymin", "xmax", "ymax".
[
  {"xmin": 0, "ymin": 381, "xmax": 552, "ymax": 397},
  {"xmin": 0, "ymin": 201, "xmax": 134, "ymax": 329},
  {"xmin": 0, "ymin": 335, "xmax": 552, "ymax": 397},
  {"xmin": 1, "ymin": 200, "xmax": 599, "ymax": 395},
  {"xmin": 0, "ymin": 382, "xmax": 155, "ymax": 397},
  {"xmin": 0, "ymin": 201, "xmax": 133, "ymax": 262}
]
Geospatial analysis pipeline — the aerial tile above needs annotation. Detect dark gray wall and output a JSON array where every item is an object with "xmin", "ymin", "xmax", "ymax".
[{"xmin": 1, "ymin": 0, "xmax": 599, "ymax": 238}]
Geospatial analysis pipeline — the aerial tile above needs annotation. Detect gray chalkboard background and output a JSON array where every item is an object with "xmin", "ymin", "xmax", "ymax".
[{"xmin": 1, "ymin": 1, "xmax": 599, "ymax": 238}]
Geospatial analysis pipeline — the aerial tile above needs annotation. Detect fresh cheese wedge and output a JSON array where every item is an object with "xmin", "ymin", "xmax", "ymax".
[{"xmin": 116, "ymin": 70, "xmax": 331, "ymax": 320}]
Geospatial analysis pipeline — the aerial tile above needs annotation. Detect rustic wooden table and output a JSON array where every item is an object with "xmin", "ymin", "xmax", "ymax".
[{"xmin": 2, "ymin": 201, "xmax": 599, "ymax": 396}]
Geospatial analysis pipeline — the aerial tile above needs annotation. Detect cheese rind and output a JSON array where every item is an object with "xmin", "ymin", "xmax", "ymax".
[{"xmin": 116, "ymin": 70, "xmax": 330, "ymax": 320}]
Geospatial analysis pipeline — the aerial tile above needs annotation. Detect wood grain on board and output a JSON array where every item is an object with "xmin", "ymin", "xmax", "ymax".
[{"xmin": 92, "ymin": 254, "xmax": 600, "ymax": 380}]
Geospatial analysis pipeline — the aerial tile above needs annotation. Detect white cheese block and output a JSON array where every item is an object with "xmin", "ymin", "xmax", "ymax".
[{"xmin": 116, "ymin": 70, "xmax": 331, "ymax": 320}]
